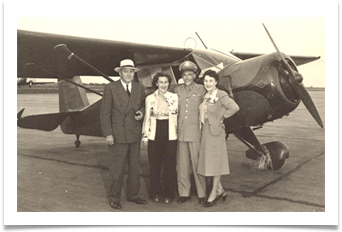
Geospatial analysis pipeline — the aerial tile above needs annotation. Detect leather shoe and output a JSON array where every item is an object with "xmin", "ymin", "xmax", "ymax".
[
  {"xmin": 198, "ymin": 197, "xmax": 206, "ymax": 204},
  {"xmin": 128, "ymin": 197, "xmax": 147, "ymax": 205},
  {"xmin": 110, "ymin": 201, "xmax": 121, "ymax": 210},
  {"xmin": 177, "ymin": 196, "xmax": 190, "ymax": 204}
]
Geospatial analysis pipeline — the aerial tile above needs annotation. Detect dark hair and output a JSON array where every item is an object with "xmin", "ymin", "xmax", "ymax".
[
  {"xmin": 152, "ymin": 72, "xmax": 172, "ymax": 88},
  {"xmin": 203, "ymin": 69, "xmax": 219, "ymax": 83}
]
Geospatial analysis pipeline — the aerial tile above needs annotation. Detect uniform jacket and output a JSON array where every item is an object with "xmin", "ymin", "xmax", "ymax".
[
  {"xmin": 200, "ymin": 89, "xmax": 239, "ymax": 136},
  {"xmin": 142, "ymin": 90, "xmax": 178, "ymax": 141},
  {"xmin": 174, "ymin": 83, "xmax": 206, "ymax": 142},
  {"xmin": 100, "ymin": 80, "xmax": 146, "ymax": 143}
]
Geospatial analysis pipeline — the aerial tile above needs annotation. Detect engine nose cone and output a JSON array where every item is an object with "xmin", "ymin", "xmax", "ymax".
[{"xmin": 294, "ymin": 73, "xmax": 303, "ymax": 83}]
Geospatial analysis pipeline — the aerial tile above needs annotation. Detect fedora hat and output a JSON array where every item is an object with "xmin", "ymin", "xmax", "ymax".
[{"xmin": 114, "ymin": 59, "xmax": 140, "ymax": 73}]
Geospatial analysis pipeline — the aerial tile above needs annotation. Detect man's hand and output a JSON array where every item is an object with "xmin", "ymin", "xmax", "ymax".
[
  {"xmin": 135, "ymin": 111, "xmax": 143, "ymax": 121},
  {"xmin": 106, "ymin": 135, "xmax": 114, "ymax": 146},
  {"xmin": 142, "ymin": 141, "xmax": 148, "ymax": 147}
]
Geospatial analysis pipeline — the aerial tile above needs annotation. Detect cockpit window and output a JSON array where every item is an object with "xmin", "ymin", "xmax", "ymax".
[{"xmin": 192, "ymin": 49, "xmax": 240, "ymax": 77}]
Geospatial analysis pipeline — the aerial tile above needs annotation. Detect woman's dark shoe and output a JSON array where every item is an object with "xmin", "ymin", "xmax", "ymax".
[
  {"xmin": 221, "ymin": 191, "xmax": 228, "ymax": 202},
  {"xmin": 217, "ymin": 190, "xmax": 228, "ymax": 202},
  {"xmin": 203, "ymin": 196, "xmax": 218, "ymax": 207}
]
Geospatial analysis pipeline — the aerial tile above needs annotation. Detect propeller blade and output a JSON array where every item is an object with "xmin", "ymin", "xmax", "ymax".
[
  {"xmin": 263, "ymin": 24, "xmax": 287, "ymax": 62},
  {"xmin": 262, "ymin": 23, "xmax": 323, "ymax": 128},
  {"xmin": 293, "ymin": 83, "xmax": 324, "ymax": 128}
]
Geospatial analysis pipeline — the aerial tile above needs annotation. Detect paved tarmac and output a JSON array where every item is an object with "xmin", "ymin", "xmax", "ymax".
[{"xmin": 16, "ymin": 90, "xmax": 325, "ymax": 212}]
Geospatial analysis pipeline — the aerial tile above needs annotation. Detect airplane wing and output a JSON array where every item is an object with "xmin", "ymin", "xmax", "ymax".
[
  {"xmin": 18, "ymin": 30, "xmax": 192, "ymax": 79},
  {"xmin": 17, "ymin": 109, "xmax": 81, "ymax": 131},
  {"xmin": 231, "ymin": 51, "xmax": 320, "ymax": 66}
]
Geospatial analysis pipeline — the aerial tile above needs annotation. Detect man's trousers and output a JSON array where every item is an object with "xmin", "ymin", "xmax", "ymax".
[{"xmin": 177, "ymin": 141, "xmax": 206, "ymax": 198}]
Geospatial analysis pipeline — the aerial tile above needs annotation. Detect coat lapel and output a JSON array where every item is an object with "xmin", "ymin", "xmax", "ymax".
[
  {"xmin": 125, "ymin": 81, "xmax": 138, "ymax": 115},
  {"xmin": 115, "ymin": 81, "xmax": 129, "ymax": 105}
]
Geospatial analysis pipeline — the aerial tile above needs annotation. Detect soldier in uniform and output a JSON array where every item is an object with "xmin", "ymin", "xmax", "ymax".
[{"xmin": 174, "ymin": 61, "xmax": 207, "ymax": 204}]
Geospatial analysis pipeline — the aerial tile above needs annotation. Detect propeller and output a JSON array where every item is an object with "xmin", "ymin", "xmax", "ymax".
[{"xmin": 262, "ymin": 24, "xmax": 323, "ymax": 128}]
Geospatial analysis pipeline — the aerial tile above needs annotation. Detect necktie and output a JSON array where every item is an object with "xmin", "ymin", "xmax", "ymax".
[{"xmin": 126, "ymin": 84, "xmax": 131, "ymax": 97}]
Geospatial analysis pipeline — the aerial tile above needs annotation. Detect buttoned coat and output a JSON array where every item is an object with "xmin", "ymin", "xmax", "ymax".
[
  {"xmin": 174, "ymin": 83, "xmax": 206, "ymax": 142},
  {"xmin": 203, "ymin": 89, "xmax": 240, "ymax": 136},
  {"xmin": 100, "ymin": 80, "xmax": 146, "ymax": 143}
]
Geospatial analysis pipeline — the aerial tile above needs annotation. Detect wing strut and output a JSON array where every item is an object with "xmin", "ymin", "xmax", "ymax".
[
  {"xmin": 195, "ymin": 32, "xmax": 208, "ymax": 49},
  {"xmin": 25, "ymin": 63, "xmax": 103, "ymax": 97},
  {"xmin": 54, "ymin": 44, "xmax": 114, "ymax": 83}
]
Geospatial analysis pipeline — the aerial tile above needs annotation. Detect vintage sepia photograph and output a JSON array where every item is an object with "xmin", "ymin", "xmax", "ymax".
[{"xmin": 3, "ymin": 0, "xmax": 338, "ymax": 228}]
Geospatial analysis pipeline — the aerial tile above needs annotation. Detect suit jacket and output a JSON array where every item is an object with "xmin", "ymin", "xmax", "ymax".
[
  {"xmin": 142, "ymin": 90, "xmax": 178, "ymax": 141},
  {"xmin": 100, "ymin": 80, "xmax": 146, "ymax": 143},
  {"xmin": 174, "ymin": 83, "xmax": 206, "ymax": 142},
  {"xmin": 201, "ymin": 89, "xmax": 239, "ymax": 136}
]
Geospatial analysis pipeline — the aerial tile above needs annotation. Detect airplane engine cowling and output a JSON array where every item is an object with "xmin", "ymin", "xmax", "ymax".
[{"xmin": 222, "ymin": 52, "xmax": 301, "ymax": 131}]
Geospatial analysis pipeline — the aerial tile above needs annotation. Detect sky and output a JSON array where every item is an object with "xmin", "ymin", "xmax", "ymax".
[
  {"xmin": 13, "ymin": 3, "xmax": 331, "ymax": 87},
  {"xmin": 4, "ymin": 0, "xmax": 338, "ymax": 224}
]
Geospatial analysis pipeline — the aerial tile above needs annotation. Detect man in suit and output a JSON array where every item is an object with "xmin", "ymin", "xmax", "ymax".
[
  {"xmin": 100, "ymin": 59, "xmax": 147, "ymax": 210},
  {"xmin": 174, "ymin": 61, "xmax": 207, "ymax": 204}
]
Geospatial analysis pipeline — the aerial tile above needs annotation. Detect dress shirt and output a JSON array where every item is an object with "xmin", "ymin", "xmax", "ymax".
[{"xmin": 120, "ymin": 79, "xmax": 132, "ymax": 92}]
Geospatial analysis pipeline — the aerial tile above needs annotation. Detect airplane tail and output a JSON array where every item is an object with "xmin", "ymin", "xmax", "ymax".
[
  {"xmin": 58, "ymin": 76, "xmax": 90, "ymax": 135},
  {"xmin": 58, "ymin": 76, "xmax": 90, "ymax": 112}
]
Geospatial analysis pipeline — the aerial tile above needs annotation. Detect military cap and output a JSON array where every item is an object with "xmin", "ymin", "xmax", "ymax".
[{"xmin": 179, "ymin": 61, "xmax": 197, "ymax": 73}]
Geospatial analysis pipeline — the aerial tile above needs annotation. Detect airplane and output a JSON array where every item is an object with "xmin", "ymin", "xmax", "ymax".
[
  {"xmin": 17, "ymin": 77, "xmax": 55, "ymax": 87},
  {"xmin": 17, "ymin": 24, "xmax": 323, "ymax": 171}
]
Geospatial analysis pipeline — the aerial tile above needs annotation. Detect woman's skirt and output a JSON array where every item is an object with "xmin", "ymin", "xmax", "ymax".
[{"xmin": 197, "ymin": 120, "xmax": 230, "ymax": 176}]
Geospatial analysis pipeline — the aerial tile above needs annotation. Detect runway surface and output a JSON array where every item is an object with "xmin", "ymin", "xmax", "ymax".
[{"xmin": 16, "ymin": 90, "xmax": 325, "ymax": 212}]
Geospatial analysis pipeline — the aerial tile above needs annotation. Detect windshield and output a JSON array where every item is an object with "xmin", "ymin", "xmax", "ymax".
[{"xmin": 192, "ymin": 48, "xmax": 240, "ymax": 77}]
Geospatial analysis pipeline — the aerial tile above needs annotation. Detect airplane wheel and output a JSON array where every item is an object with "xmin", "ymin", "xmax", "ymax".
[
  {"xmin": 75, "ymin": 140, "xmax": 81, "ymax": 148},
  {"xmin": 270, "ymin": 156, "xmax": 285, "ymax": 170},
  {"xmin": 75, "ymin": 135, "xmax": 81, "ymax": 148},
  {"xmin": 263, "ymin": 141, "xmax": 289, "ymax": 170}
]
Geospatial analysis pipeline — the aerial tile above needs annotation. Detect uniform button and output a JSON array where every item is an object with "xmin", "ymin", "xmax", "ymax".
[
  {"xmin": 185, "ymin": 110, "xmax": 188, "ymax": 112},
  {"xmin": 186, "ymin": 104, "xmax": 188, "ymax": 107},
  {"xmin": 185, "ymin": 116, "xmax": 187, "ymax": 119},
  {"xmin": 186, "ymin": 99, "xmax": 188, "ymax": 101}
]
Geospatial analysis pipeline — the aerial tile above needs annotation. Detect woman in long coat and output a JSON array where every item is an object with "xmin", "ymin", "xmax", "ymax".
[{"xmin": 197, "ymin": 69, "xmax": 239, "ymax": 207}]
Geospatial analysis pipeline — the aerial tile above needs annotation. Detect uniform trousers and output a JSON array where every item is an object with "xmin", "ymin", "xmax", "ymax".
[
  {"xmin": 107, "ymin": 141, "xmax": 141, "ymax": 202},
  {"xmin": 148, "ymin": 120, "xmax": 177, "ymax": 199},
  {"xmin": 177, "ymin": 141, "xmax": 206, "ymax": 198}
]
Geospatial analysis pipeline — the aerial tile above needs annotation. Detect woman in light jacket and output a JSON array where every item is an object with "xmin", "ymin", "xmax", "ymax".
[
  {"xmin": 142, "ymin": 72, "xmax": 178, "ymax": 204},
  {"xmin": 197, "ymin": 69, "xmax": 239, "ymax": 207}
]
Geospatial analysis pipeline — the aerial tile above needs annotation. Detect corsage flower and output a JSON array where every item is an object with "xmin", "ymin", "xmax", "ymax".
[{"xmin": 208, "ymin": 89, "xmax": 219, "ymax": 103}]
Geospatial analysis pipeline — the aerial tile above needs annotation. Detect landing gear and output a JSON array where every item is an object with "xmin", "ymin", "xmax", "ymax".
[
  {"xmin": 245, "ymin": 141, "xmax": 289, "ymax": 170},
  {"xmin": 233, "ymin": 127, "xmax": 289, "ymax": 170},
  {"xmin": 75, "ymin": 134, "xmax": 81, "ymax": 148}
]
